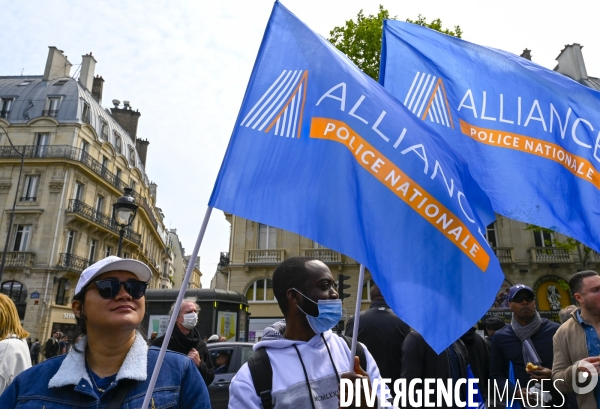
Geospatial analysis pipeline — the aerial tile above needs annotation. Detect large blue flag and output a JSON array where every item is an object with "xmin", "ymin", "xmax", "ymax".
[
  {"xmin": 381, "ymin": 21, "xmax": 600, "ymax": 252},
  {"xmin": 209, "ymin": 1, "xmax": 504, "ymax": 353}
]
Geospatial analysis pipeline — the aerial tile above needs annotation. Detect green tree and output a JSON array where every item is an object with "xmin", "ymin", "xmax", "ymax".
[{"xmin": 328, "ymin": 6, "xmax": 462, "ymax": 81}]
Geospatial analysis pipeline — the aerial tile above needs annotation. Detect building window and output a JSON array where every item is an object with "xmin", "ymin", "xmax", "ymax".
[
  {"xmin": 89, "ymin": 239, "xmax": 98, "ymax": 264},
  {"xmin": 361, "ymin": 279, "xmax": 375, "ymax": 301},
  {"xmin": 486, "ymin": 222, "xmax": 498, "ymax": 248},
  {"xmin": 101, "ymin": 156, "xmax": 109, "ymax": 177},
  {"xmin": 65, "ymin": 230, "xmax": 75, "ymax": 254},
  {"xmin": 74, "ymin": 182, "xmax": 84, "ymax": 201},
  {"xmin": 95, "ymin": 196, "xmax": 105, "ymax": 214},
  {"xmin": 116, "ymin": 168, "xmax": 122, "ymax": 186},
  {"xmin": 105, "ymin": 246, "xmax": 113, "ymax": 258},
  {"xmin": 1, "ymin": 280, "xmax": 23, "ymax": 304},
  {"xmin": 82, "ymin": 102, "xmax": 91, "ymax": 124},
  {"xmin": 80, "ymin": 140, "xmax": 90, "ymax": 162},
  {"xmin": 115, "ymin": 133, "xmax": 122, "ymax": 154},
  {"xmin": 128, "ymin": 146, "xmax": 135, "ymax": 165},
  {"xmin": 99, "ymin": 119, "xmax": 108, "ymax": 139},
  {"xmin": 123, "ymin": 252, "xmax": 129, "ymax": 259},
  {"xmin": 12, "ymin": 225, "xmax": 31, "ymax": 251},
  {"xmin": 21, "ymin": 175, "xmax": 39, "ymax": 201},
  {"xmin": 245, "ymin": 279, "xmax": 275, "ymax": 302},
  {"xmin": 44, "ymin": 97, "xmax": 61, "ymax": 117},
  {"xmin": 534, "ymin": 230, "xmax": 554, "ymax": 247},
  {"xmin": 1, "ymin": 98, "xmax": 13, "ymax": 119},
  {"xmin": 258, "ymin": 224, "xmax": 277, "ymax": 249},
  {"xmin": 130, "ymin": 180, "xmax": 137, "ymax": 193},
  {"xmin": 34, "ymin": 133, "xmax": 49, "ymax": 157}
]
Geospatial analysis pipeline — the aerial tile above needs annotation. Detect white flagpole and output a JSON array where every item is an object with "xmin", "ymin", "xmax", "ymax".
[
  {"xmin": 349, "ymin": 264, "xmax": 365, "ymax": 370},
  {"xmin": 141, "ymin": 206, "xmax": 213, "ymax": 409}
]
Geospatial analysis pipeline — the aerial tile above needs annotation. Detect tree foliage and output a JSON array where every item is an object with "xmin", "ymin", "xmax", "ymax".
[{"xmin": 328, "ymin": 6, "xmax": 462, "ymax": 81}]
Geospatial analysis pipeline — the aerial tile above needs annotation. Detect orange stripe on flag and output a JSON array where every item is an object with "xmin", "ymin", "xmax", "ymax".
[
  {"xmin": 309, "ymin": 117, "xmax": 490, "ymax": 272},
  {"xmin": 265, "ymin": 71, "xmax": 308, "ymax": 134},
  {"xmin": 421, "ymin": 79, "xmax": 441, "ymax": 121},
  {"xmin": 459, "ymin": 120, "xmax": 600, "ymax": 190}
]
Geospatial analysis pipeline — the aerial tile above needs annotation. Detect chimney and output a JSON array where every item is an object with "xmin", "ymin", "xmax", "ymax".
[
  {"xmin": 110, "ymin": 102, "xmax": 141, "ymax": 139},
  {"xmin": 555, "ymin": 43, "xmax": 588, "ymax": 81},
  {"xmin": 520, "ymin": 49, "xmax": 532, "ymax": 60},
  {"xmin": 136, "ymin": 138, "xmax": 150, "ymax": 167},
  {"xmin": 92, "ymin": 75, "xmax": 104, "ymax": 104},
  {"xmin": 149, "ymin": 182, "xmax": 157, "ymax": 203},
  {"xmin": 79, "ymin": 52, "xmax": 97, "ymax": 91},
  {"xmin": 43, "ymin": 46, "xmax": 72, "ymax": 81}
]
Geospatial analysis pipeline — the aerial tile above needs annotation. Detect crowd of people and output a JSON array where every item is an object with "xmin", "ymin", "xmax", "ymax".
[{"xmin": 1, "ymin": 254, "xmax": 599, "ymax": 408}]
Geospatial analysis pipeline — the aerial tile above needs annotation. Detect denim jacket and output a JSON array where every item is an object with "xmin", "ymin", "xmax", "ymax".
[{"xmin": 0, "ymin": 331, "xmax": 211, "ymax": 409}]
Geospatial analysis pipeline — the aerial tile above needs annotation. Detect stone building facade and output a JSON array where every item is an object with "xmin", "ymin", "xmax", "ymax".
[{"xmin": 0, "ymin": 47, "xmax": 170, "ymax": 342}]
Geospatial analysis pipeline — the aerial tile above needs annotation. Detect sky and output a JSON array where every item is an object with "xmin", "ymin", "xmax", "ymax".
[{"xmin": 2, "ymin": 0, "xmax": 599, "ymax": 288}]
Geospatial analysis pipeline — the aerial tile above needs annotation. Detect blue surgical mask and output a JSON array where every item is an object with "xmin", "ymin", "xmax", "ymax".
[{"xmin": 293, "ymin": 288, "xmax": 342, "ymax": 334}]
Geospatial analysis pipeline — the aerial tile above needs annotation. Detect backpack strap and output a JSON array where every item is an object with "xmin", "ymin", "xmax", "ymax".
[
  {"xmin": 248, "ymin": 347, "xmax": 273, "ymax": 409},
  {"xmin": 339, "ymin": 334, "xmax": 367, "ymax": 372}
]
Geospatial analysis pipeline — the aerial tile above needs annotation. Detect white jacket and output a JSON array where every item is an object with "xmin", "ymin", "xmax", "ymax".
[
  {"xmin": 0, "ymin": 336, "xmax": 32, "ymax": 394},
  {"xmin": 229, "ymin": 321, "xmax": 394, "ymax": 409}
]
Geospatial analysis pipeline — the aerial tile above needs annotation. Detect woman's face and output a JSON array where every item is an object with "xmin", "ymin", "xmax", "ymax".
[{"xmin": 74, "ymin": 270, "xmax": 145, "ymax": 333}]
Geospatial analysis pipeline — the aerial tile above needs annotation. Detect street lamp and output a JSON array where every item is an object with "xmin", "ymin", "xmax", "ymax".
[
  {"xmin": 112, "ymin": 187, "xmax": 138, "ymax": 257},
  {"xmin": 0, "ymin": 124, "xmax": 25, "ymax": 283}
]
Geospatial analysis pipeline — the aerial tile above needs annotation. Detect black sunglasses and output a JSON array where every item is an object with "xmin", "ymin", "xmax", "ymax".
[{"xmin": 94, "ymin": 279, "xmax": 148, "ymax": 299}]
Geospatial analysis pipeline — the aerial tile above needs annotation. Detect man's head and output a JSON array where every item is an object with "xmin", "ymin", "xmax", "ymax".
[
  {"xmin": 508, "ymin": 284, "xmax": 536, "ymax": 323},
  {"xmin": 485, "ymin": 316, "xmax": 506, "ymax": 337},
  {"xmin": 272, "ymin": 257, "xmax": 338, "ymax": 318},
  {"xmin": 150, "ymin": 331, "xmax": 157, "ymax": 340},
  {"xmin": 216, "ymin": 351, "xmax": 230, "ymax": 367},
  {"xmin": 569, "ymin": 270, "xmax": 600, "ymax": 315},
  {"xmin": 370, "ymin": 282, "xmax": 384, "ymax": 301},
  {"xmin": 170, "ymin": 297, "xmax": 200, "ymax": 333},
  {"xmin": 559, "ymin": 305, "xmax": 578, "ymax": 323},
  {"xmin": 53, "ymin": 330, "xmax": 61, "ymax": 339}
]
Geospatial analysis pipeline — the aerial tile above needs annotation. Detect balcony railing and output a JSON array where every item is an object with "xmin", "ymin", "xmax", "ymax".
[
  {"xmin": 493, "ymin": 247, "xmax": 514, "ymax": 264},
  {"xmin": 67, "ymin": 199, "xmax": 142, "ymax": 245},
  {"xmin": 57, "ymin": 253, "xmax": 89, "ymax": 273},
  {"xmin": 4, "ymin": 251, "xmax": 35, "ymax": 268},
  {"xmin": 246, "ymin": 249, "xmax": 285, "ymax": 264},
  {"xmin": 530, "ymin": 247, "xmax": 573, "ymax": 263},
  {"xmin": 0, "ymin": 145, "xmax": 130, "ymax": 191},
  {"xmin": 302, "ymin": 248, "xmax": 342, "ymax": 263},
  {"xmin": 41, "ymin": 110, "xmax": 59, "ymax": 117}
]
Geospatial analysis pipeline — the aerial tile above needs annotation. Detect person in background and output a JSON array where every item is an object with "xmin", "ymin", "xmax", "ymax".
[
  {"xmin": 0, "ymin": 256, "xmax": 210, "ymax": 408},
  {"xmin": 460, "ymin": 327, "xmax": 490, "ymax": 399},
  {"xmin": 485, "ymin": 316, "xmax": 506, "ymax": 348},
  {"xmin": 0, "ymin": 294, "xmax": 32, "ymax": 394},
  {"xmin": 59, "ymin": 335, "xmax": 69, "ymax": 355},
  {"xmin": 214, "ymin": 352, "xmax": 231, "ymax": 374},
  {"xmin": 147, "ymin": 331, "xmax": 157, "ymax": 346},
  {"xmin": 43, "ymin": 330, "xmax": 60, "ymax": 360},
  {"xmin": 558, "ymin": 305, "xmax": 578, "ymax": 324},
  {"xmin": 30, "ymin": 339, "xmax": 41, "ymax": 365},
  {"xmin": 152, "ymin": 297, "xmax": 214, "ymax": 387},
  {"xmin": 218, "ymin": 336, "xmax": 227, "ymax": 342}
]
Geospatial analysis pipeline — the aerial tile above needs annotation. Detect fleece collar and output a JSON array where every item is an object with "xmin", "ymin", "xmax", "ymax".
[{"xmin": 48, "ymin": 331, "xmax": 148, "ymax": 388}]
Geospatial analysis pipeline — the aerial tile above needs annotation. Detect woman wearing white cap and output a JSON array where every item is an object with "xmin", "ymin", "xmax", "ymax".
[{"xmin": 0, "ymin": 256, "xmax": 211, "ymax": 408}]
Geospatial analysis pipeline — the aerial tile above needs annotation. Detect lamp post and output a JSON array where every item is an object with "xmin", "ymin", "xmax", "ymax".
[
  {"xmin": 0, "ymin": 124, "xmax": 25, "ymax": 283},
  {"xmin": 112, "ymin": 187, "xmax": 138, "ymax": 257}
]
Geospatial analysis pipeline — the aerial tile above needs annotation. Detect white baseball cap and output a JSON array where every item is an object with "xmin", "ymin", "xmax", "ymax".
[{"xmin": 74, "ymin": 256, "xmax": 152, "ymax": 296}]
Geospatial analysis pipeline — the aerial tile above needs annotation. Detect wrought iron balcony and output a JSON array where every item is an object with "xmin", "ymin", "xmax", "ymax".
[
  {"xmin": 19, "ymin": 196, "xmax": 37, "ymax": 202},
  {"xmin": 302, "ymin": 248, "xmax": 342, "ymax": 263},
  {"xmin": 42, "ymin": 110, "xmax": 59, "ymax": 117},
  {"xmin": 57, "ymin": 253, "xmax": 89, "ymax": 273},
  {"xmin": 530, "ymin": 247, "xmax": 573, "ymax": 264},
  {"xmin": 493, "ymin": 247, "xmax": 514, "ymax": 264},
  {"xmin": 67, "ymin": 199, "xmax": 142, "ymax": 245},
  {"xmin": 0, "ymin": 145, "xmax": 129, "ymax": 191},
  {"xmin": 4, "ymin": 251, "xmax": 35, "ymax": 268},
  {"xmin": 245, "ymin": 249, "xmax": 285, "ymax": 264}
]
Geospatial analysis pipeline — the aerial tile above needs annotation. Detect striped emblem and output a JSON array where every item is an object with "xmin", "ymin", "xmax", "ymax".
[
  {"xmin": 404, "ymin": 72, "xmax": 454, "ymax": 129},
  {"xmin": 240, "ymin": 70, "xmax": 308, "ymax": 138}
]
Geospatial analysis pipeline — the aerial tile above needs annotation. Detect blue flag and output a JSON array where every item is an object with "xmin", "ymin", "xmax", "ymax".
[
  {"xmin": 208, "ymin": 1, "xmax": 504, "ymax": 353},
  {"xmin": 467, "ymin": 365, "xmax": 487, "ymax": 409},
  {"xmin": 507, "ymin": 361, "xmax": 522, "ymax": 409},
  {"xmin": 381, "ymin": 21, "xmax": 600, "ymax": 252}
]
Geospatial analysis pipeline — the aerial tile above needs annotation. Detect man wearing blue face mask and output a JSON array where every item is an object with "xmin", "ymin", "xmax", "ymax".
[
  {"xmin": 229, "ymin": 257, "xmax": 393, "ymax": 409},
  {"xmin": 152, "ymin": 297, "xmax": 215, "ymax": 386}
]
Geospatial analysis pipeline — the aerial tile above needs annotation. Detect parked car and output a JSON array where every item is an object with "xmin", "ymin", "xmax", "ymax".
[{"xmin": 207, "ymin": 341, "xmax": 255, "ymax": 409}]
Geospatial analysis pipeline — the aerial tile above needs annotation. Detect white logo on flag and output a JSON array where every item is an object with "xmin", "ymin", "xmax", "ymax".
[
  {"xmin": 240, "ymin": 69, "xmax": 308, "ymax": 138},
  {"xmin": 404, "ymin": 72, "xmax": 454, "ymax": 129}
]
